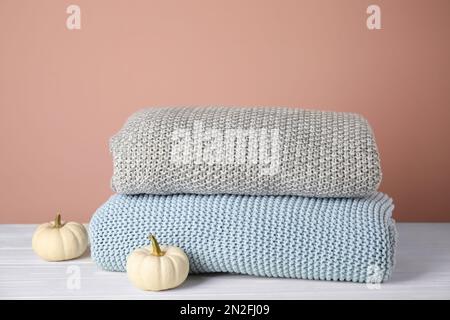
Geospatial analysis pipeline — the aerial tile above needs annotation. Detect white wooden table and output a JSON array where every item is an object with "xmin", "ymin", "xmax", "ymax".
[{"xmin": 1, "ymin": 223, "xmax": 449, "ymax": 299}]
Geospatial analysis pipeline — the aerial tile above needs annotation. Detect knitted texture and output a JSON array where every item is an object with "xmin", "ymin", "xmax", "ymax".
[
  {"xmin": 89, "ymin": 192, "xmax": 396, "ymax": 283},
  {"xmin": 110, "ymin": 107, "xmax": 382, "ymax": 198}
]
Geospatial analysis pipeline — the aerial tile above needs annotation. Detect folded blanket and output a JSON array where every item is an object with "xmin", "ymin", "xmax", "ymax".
[
  {"xmin": 110, "ymin": 107, "xmax": 382, "ymax": 198},
  {"xmin": 89, "ymin": 192, "xmax": 396, "ymax": 283}
]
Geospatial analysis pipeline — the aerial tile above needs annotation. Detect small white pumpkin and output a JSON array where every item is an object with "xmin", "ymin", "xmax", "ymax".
[
  {"xmin": 32, "ymin": 213, "xmax": 88, "ymax": 261},
  {"xmin": 126, "ymin": 234, "xmax": 189, "ymax": 291}
]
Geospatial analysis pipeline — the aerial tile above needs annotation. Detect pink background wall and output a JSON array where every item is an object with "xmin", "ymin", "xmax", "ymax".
[{"xmin": 1, "ymin": 0, "xmax": 449, "ymax": 223}]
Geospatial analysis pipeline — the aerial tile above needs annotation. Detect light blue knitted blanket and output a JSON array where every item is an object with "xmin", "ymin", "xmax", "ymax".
[{"xmin": 90, "ymin": 192, "xmax": 396, "ymax": 283}]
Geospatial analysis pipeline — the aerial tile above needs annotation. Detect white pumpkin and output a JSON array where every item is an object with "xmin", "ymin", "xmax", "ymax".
[
  {"xmin": 126, "ymin": 234, "xmax": 189, "ymax": 291},
  {"xmin": 32, "ymin": 213, "xmax": 88, "ymax": 261}
]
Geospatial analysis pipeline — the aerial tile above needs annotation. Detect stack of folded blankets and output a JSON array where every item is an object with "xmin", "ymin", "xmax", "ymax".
[{"xmin": 90, "ymin": 107, "xmax": 397, "ymax": 283}]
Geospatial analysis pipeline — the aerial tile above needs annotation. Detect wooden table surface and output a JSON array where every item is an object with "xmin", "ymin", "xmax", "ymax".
[{"xmin": 1, "ymin": 223, "xmax": 449, "ymax": 300}]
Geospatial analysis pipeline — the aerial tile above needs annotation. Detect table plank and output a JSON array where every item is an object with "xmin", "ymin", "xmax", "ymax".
[{"xmin": 1, "ymin": 223, "xmax": 449, "ymax": 299}]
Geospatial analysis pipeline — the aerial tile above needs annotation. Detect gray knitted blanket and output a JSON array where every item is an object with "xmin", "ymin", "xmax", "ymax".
[{"xmin": 110, "ymin": 107, "xmax": 381, "ymax": 197}]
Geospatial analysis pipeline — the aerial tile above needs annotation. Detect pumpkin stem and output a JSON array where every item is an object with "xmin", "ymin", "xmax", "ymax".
[
  {"xmin": 149, "ymin": 234, "xmax": 164, "ymax": 256},
  {"xmin": 54, "ymin": 213, "xmax": 63, "ymax": 228}
]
